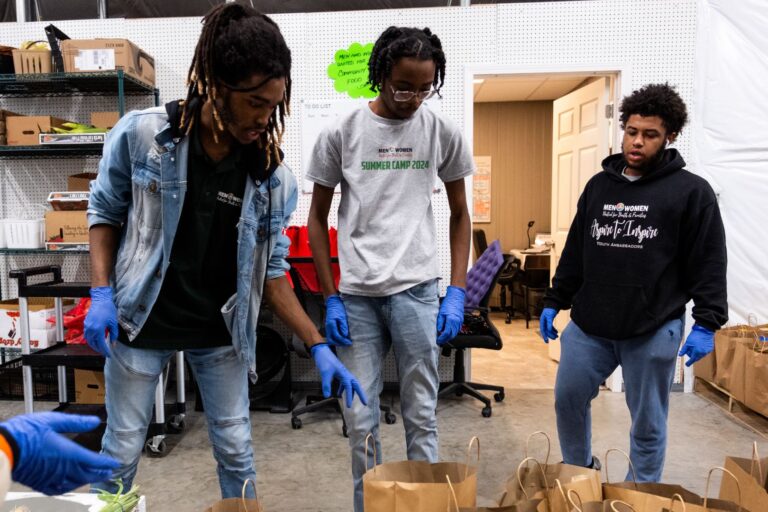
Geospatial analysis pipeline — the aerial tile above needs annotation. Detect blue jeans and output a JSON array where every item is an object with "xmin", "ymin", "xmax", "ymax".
[
  {"xmin": 337, "ymin": 279, "xmax": 441, "ymax": 512},
  {"xmin": 555, "ymin": 317, "xmax": 684, "ymax": 482},
  {"xmin": 92, "ymin": 342, "xmax": 256, "ymax": 498}
]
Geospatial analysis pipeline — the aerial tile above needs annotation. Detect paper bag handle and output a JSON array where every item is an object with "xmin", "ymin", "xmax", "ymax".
[
  {"xmin": 364, "ymin": 433, "xmax": 378, "ymax": 473},
  {"xmin": 666, "ymin": 493, "xmax": 687, "ymax": 512},
  {"xmin": 604, "ymin": 449, "xmax": 639, "ymax": 489},
  {"xmin": 609, "ymin": 500, "xmax": 636, "ymax": 512},
  {"xmin": 446, "ymin": 474, "xmax": 461, "ymax": 512},
  {"xmin": 240, "ymin": 479, "xmax": 261, "ymax": 512},
  {"xmin": 554, "ymin": 478, "xmax": 570, "ymax": 512},
  {"xmin": 704, "ymin": 467, "xmax": 742, "ymax": 512},
  {"xmin": 567, "ymin": 488, "xmax": 585, "ymax": 512},
  {"xmin": 750, "ymin": 441, "xmax": 764, "ymax": 483},
  {"xmin": 525, "ymin": 431, "xmax": 552, "ymax": 466},
  {"xmin": 464, "ymin": 436, "xmax": 481, "ymax": 480},
  {"xmin": 516, "ymin": 456, "xmax": 552, "ymax": 512}
]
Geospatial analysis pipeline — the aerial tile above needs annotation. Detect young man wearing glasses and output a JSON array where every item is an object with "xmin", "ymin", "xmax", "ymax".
[{"xmin": 306, "ymin": 26, "xmax": 474, "ymax": 512}]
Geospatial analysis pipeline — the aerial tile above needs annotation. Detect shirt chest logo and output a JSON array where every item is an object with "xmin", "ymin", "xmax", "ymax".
[
  {"xmin": 590, "ymin": 201, "xmax": 658, "ymax": 249},
  {"xmin": 217, "ymin": 191, "xmax": 243, "ymax": 207},
  {"xmin": 360, "ymin": 146, "xmax": 429, "ymax": 171}
]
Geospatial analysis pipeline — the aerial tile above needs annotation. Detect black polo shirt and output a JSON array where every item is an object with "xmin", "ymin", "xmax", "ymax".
[{"xmin": 122, "ymin": 127, "xmax": 252, "ymax": 349}]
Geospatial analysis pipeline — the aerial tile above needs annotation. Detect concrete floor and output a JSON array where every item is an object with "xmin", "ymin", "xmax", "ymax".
[{"xmin": 2, "ymin": 317, "xmax": 767, "ymax": 511}]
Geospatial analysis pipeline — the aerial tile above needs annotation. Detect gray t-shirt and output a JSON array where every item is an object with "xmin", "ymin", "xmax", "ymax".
[{"xmin": 306, "ymin": 104, "xmax": 475, "ymax": 296}]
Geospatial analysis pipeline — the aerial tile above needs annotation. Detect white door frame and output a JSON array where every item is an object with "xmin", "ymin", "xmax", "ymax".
[{"xmin": 462, "ymin": 62, "xmax": 633, "ymax": 393}]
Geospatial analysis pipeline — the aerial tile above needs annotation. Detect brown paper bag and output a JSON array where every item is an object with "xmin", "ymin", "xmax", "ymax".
[
  {"xmin": 714, "ymin": 330, "xmax": 747, "ymax": 401},
  {"xmin": 204, "ymin": 480, "xmax": 263, "ymax": 512},
  {"xmin": 447, "ymin": 474, "xmax": 546, "ymax": 512},
  {"xmin": 499, "ymin": 432, "xmax": 602, "ymax": 511},
  {"xmin": 719, "ymin": 443, "xmax": 768, "ymax": 512},
  {"xmin": 564, "ymin": 488, "xmax": 637, "ymax": 512},
  {"xmin": 694, "ymin": 351, "xmax": 716, "ymax": 383},
  {"xmin": 743, "ymin": 335, "xmax": 768, "ymax": 417},
  {"xmin": 363, "ymin": 435, "xmax": 479, "ymax": 512},
  {"xmin": 662, "ymin": 468, "xmax": 749, "ymax": 512},
  {"xmin": 601, "ymin": 449, "xmax": 702, "ymax": 511}
]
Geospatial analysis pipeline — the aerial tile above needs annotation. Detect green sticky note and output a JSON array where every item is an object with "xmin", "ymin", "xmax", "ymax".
[{"xmin": 327, "ymin": 42, "xmax": 378, "ymax": 99}]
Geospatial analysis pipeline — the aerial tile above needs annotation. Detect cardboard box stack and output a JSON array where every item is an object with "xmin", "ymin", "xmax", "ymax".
[
  {"xmin": 0, "ymin": 298, "xmax": 73, "ymax": 350},
  {"xmin": 45, "ymin": 174, "xmax": 96, "ymax": 251}
]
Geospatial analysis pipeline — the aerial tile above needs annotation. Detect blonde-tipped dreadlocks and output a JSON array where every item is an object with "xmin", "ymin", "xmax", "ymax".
[{"xmin": 180, "ymin": 2, "xmax": 292, "ymax": 168}]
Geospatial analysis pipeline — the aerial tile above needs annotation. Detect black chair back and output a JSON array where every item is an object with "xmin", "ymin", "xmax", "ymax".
[{"xmin": 472, "ymin": 229, "xmax": 489, "ymax": 259}]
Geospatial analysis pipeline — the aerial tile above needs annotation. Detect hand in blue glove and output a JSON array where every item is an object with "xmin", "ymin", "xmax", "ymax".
[
  {"xmin": 436, "ymin": 286, "xmax": 466, "ymax": 346},
  {"xmin": 324, "ymin": 295, "xmax": 352, "ymax": 346},
  {"xmin": 678, "ymin": 324, "xmax": 715, "ymax": 367},
  {"xmin": 539, "ymin": 307, "xmax": 559, "ymax": 343},
  {"xmin": 0, "ymin": 412, "xmax": 119, "ymax": 495},
  {"xmin": 84, "ymin": 286, "xmax": 118, "ymax": 357},
  {"xmin": 311, "ymin": 343, "xmax": 367, "ymax": 408}
]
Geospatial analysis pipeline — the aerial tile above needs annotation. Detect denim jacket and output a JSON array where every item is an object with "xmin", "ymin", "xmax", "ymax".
[{"xmin": 87, "ymin": 106, "xmax": 297, "ymax": 377}]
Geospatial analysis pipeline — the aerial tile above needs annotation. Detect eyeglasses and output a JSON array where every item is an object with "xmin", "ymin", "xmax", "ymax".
[{"xmin": 389, "ymin": 86, "xmax": 437, "ymax": 102}]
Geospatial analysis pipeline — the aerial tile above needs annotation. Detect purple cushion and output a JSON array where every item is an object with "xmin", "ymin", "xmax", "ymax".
[{"xmin": 465, "ymin": 239, "xmax": 505, "ymax": 308}]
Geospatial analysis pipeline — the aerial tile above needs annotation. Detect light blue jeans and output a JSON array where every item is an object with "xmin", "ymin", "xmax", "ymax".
[
  {"xmin": 555, "ymin": 316, "xmax": 684, "ymax": 482},
  {"xmin": 338, "ymin": 279, "xmax": 441, "ymax": 512},
  {"xmin": 92, "ymin": 342, "xmax": 256, "ymax": 498}
]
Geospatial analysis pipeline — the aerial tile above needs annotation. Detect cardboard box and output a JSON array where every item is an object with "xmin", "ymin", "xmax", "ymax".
[
  {"xmin": 0, "ymin": 109, "xmax": 21, "ymax": 145},
  {"xmin": 6, "ymin": 116, "xmax": 69, "ymax": 146},
  {"xmin": 61, "ymin": 39, "xmax": 155, "ymax": 87},
  {"xmin": 48, "ymin": 191, "xmax": 90, "ymax": 211},
  {"xmin": 40, "ymin": 132, "xmax": 106, "ymax": 145},
  {"xmin": 75, "ymin": 369, "xmax": 106, "ymax": 404},
  {"xmin": 45, "ymin": 210, "xmax": 89, "ymax": 244},
  {"xmin": 91, "ymin": 111, "xmax": 120, "ymax": 130},
  {"xmin": 0, "ymin": 298, "xmax": 73, "ymax": 349},
  {"xmin": 68, "ymin": 172, "xmax": 98, "ymax": 192},
  {"xmin": 12, "ymin": 47, "xmax": 52, "ymax": 74}
]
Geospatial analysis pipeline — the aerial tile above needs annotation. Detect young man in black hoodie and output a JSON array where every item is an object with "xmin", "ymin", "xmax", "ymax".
[{"xmin": 540, "ymin": 83, "xmax": 727, "ymax": 482}]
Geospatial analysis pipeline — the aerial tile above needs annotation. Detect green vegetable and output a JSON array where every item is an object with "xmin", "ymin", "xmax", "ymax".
[{"xmin": 97, "ymin": 480, "xmax": 141, "ymax": 512}]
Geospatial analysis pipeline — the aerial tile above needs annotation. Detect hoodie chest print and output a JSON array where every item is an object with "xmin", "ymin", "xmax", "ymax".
[{"xmin": 590, "ymin": 202, "xmax": 659, "ymax": 249}]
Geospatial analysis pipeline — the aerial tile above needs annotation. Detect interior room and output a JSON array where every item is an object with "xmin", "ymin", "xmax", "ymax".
[{"xmin": 0, "ymin": 1, "xmax": 766, "ymax": 511}]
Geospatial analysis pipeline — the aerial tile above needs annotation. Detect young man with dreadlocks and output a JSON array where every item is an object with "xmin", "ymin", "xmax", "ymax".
[
  {"xmin": 307, "ymin": 26, "xmax": 473, "ymax": 512},
  {"xmin": 84, "ymin": 3, "xmax": 366, "ymax": 498},
  {"xmin": 540, "ymin": 83, "xmax": 727, "ymax": 482}
]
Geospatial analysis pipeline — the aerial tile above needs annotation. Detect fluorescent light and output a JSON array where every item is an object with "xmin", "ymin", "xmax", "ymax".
[{"xmin": 473, "ymin": 78, "xmax": 485, "ymax": 84}]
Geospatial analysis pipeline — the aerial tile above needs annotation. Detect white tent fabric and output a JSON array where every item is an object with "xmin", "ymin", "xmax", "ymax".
[{"xmin": 692, "ymin": 0, "xmax": 768, "ymax": 326}]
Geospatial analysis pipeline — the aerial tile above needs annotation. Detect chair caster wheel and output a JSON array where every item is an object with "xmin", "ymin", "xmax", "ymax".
[
  {"xmin": 494, "ymin": 391, "xmax": 505, "ymax": 402},
  {"xmin": 291, "ymin": 417, "xmax": 302, "ymax": 429},
  {"xmin": 145, "ymin": 438, "xmax": 167, "ymax": 457},
  {"xmin": 481, "ymin": 406, "xmax": 492, "ymax": 418},
  {"xmin": 384, "ymin": 412, "xmax": 397, "ymax": 425}
]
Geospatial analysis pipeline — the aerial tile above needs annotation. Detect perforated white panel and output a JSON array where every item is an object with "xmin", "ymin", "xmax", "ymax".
[{"xmin": 0, "ymin": 0, "xmax": 698, "ymax": 382}]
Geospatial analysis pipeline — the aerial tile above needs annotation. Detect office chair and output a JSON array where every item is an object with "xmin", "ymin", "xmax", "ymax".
[
  {"xmin": 438, "ymin": 239, "xmax": 506, "ymax": 417},
  {"xmin": 510, "ymin": 256, "xmax": 550, "ymax": 328},
  {"xmin": 287, "ymin": 259, "xmax": 396, "ymax": 436}
]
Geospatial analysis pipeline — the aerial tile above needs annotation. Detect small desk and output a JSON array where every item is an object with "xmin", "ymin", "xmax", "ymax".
[{"xmin": 509, "ymin": 249, "xmax": 551, "ymax": 270}]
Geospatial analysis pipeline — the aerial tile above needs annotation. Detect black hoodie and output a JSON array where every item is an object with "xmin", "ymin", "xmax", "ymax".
[{"xmin": 543, "ymin": 149, "xmax": 727, "ymax": 340}]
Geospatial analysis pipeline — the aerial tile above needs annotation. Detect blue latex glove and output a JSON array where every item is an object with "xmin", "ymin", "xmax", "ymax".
[
  {"xmin": 311, "ymin": 343, "xmax": 368, "ymax": 408},
  {"xmin": 678, "ymin": 324, "xmax": 715, "ymax": 367},
  {"xmin": 0, "ymin": 412, "xmax": 119, "ymax": 495},
  {"xmin": 539, "ymin": 307, "xmax": 559, "ymax": 343},
  {"xmin": 436, "ymin": 286, "xmax": 466, "ymax": 346},
  {"xmin": 325, "ymin": 295, "xmax": 352, "ymax": 346},
  {"xmin": 84, "ymin": 286, "xmax": 118, "ymax": 357}
]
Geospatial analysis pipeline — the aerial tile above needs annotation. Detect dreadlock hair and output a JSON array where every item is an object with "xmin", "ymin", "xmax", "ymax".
[
  {"xmin": 180, "ymin": 2, "xmax": 292, "ymax": 167},
  {"xmin": 367, "ymin": 26, "xmax": 446, "ymax": 96},
  {"xmin": 620, "ymin": 83, "xmax": 688, "ymax": 136}
]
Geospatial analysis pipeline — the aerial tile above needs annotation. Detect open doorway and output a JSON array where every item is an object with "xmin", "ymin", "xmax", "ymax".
[{"xmin": 465, "ymin": 68, "xmax": 625, "ymax": 391}]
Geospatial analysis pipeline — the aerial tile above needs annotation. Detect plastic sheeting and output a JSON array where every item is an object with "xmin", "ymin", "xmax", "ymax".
[{"xmin": 692, "ymin": 0, "xmax": 768, "ymax": 326}]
